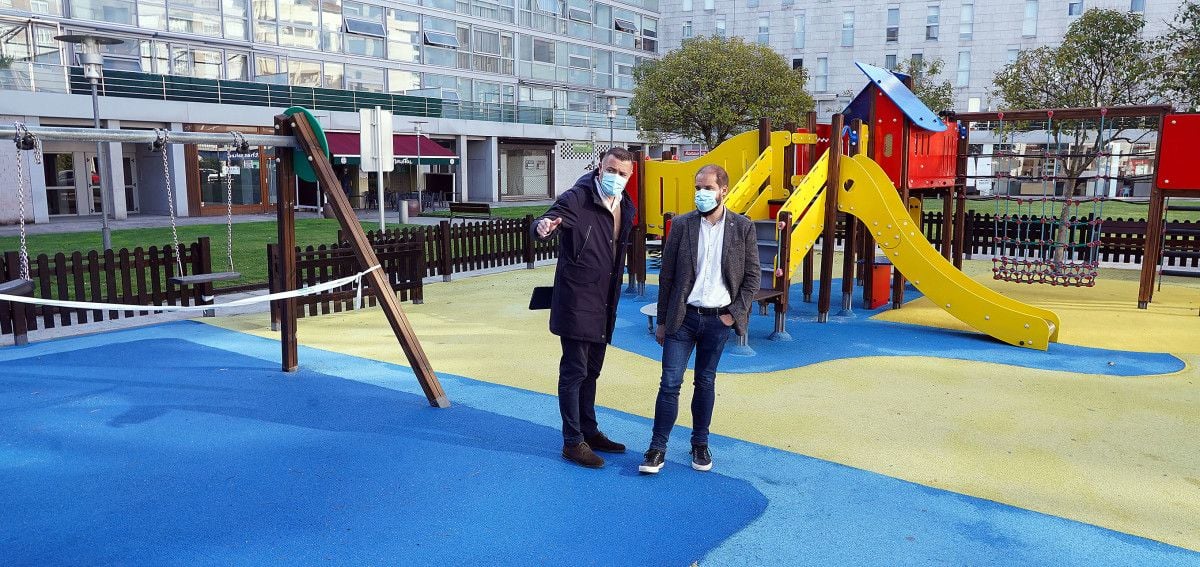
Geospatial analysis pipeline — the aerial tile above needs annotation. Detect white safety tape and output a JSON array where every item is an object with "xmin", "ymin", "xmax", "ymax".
[{"xmin": 0, "ymin": 265, "xmax": 381, "ymax": 313}]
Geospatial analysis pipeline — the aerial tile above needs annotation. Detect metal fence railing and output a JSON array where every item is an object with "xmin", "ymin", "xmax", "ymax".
[{"xmin": 0, "ymin": 63, "xmax": 638, "ymax": 130}]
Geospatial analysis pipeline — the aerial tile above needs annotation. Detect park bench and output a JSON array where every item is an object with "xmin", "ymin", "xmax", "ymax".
[{"xmin": 449, "ymin": 202, "xmax": 493, "ymax": 223}]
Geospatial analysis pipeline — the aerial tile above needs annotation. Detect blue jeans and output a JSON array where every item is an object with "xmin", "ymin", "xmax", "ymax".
[{"xmin": 650, "ymin": 309, "xmax": 732, "ymax": 450}]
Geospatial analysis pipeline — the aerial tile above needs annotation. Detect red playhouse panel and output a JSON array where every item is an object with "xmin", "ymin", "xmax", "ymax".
[
  {"xmin": 907, "ymin": 120, "xmax": 959, "ymax": 189},
  {"xmin": 872, "ymin": 88, "xmax": 906, "ymax": 188},
  {"xmin": 1156, "ymin": 113, "xmax": 1200, "ymax": 191},
  {"xmin": 796, "ymin": 124, "xmax": 832, "ymax": 175},
  {"xmin": 626, "ymin": 161, "xmax": 640, "ymax": 225}
]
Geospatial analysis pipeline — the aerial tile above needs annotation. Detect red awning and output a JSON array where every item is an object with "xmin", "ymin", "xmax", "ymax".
[{"xmin": 325, "ymin": 132, "xmax": 457, "ymax": 159}]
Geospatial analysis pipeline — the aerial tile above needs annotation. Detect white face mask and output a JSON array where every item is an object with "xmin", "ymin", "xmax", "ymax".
[
  {"xmin": 695, "ymin": 189, "xmax": 719, "ymax": 213},
  {"xmin": 600, "ymin": 171, "xmax": 628, "ymax": 198}
]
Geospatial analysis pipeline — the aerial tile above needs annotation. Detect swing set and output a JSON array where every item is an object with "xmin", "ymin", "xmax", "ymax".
[{"xmin": 0, "ymin": 108, "xmax": 450, "ymax": 408}]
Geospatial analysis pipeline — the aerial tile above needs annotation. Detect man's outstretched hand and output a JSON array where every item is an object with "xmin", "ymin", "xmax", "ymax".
[{"xmin": 537, "ymin": 217, "xmax": 562, "ymax": 238}]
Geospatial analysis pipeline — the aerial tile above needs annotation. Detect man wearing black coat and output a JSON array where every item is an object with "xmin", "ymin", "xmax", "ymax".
[{"xmin": 532, "ymin": 147, "xmax": 637, "ymax": 469}]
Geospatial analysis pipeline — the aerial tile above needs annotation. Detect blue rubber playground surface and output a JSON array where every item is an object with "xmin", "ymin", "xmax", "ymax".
[
  {"xmin": 611, "ymin": 281, "xmax": 1184, "ymax": 376},
  {"xmin": 1, "ymin": 322, "xmax": 1197, "ymax": 565}
]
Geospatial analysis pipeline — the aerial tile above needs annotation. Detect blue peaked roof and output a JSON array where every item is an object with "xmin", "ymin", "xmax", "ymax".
[{"xmin": 841, "ymin": 62, "xmax": 947, "ymax": 133}]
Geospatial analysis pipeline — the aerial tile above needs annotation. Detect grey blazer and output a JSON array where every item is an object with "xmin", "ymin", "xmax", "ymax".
[{"xmin": 656, "ymin": 209, "xmax": 761, "ymax": 337}]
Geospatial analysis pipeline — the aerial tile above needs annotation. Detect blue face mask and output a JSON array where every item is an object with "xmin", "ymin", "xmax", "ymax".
[
  {"xmin": 695, "ymin": 189, "xmax": 719, "ymax": 213},
  {"xmin": 599, "ymin": 171, "xmax": 628, "ymax": 198}
]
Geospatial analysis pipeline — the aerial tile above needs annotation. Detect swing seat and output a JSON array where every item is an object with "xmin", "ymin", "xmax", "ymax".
[
  {"xmin": 170, "ymin": 272, "xmax": 241, "ymax": 286},
  {"xmin": 0, "ymin": 278, "xmax": 35, "ymax": 297}
]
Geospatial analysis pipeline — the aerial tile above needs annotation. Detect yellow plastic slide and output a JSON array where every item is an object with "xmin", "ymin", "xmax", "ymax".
[{"xmin": 834, "ymin": 153, "xmax": 1060, "ymax": 350}]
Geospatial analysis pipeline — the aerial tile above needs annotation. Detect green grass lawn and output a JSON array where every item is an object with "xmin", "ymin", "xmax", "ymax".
[
  {"xmin": 0, "ymin": 219, "xmax": 418, "ymax": 289},
  {"xmin": 419, "ymin": 205, "xmax": 550, "ymax": 220}
]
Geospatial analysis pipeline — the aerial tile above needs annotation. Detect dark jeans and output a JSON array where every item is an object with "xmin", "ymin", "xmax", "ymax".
[
  {"xmin": 558, "ymin": 337, "xmax": 608, "ymax": 446},
  {"xmin": 650, "ymin": 309, "xmax": 732, "ymax": 451}
]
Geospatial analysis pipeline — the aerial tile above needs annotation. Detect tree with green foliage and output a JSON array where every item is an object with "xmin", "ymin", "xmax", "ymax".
[
  {"xmin": 1156, "ymin": 1, "xmax": 1200, "ymax": 111},
  {"xmin": 994, "ymin": 9, "xmax": 1158, "ymax": 193},
  {"xmin": 993, "ymin": 8, "xmax": 1159, "ymax": 261},
  {"xmin": 892, "ymin": 58, "xmax": 955, "ymax": 114},
  {"xmin": 629, "ymin": 36, "xmax": 813, "ymax": 148}
]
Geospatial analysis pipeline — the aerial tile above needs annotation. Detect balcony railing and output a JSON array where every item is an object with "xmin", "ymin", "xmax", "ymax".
[{"xmin": 0, "ymin": 63, "xmax": 639, "ymax": 131}]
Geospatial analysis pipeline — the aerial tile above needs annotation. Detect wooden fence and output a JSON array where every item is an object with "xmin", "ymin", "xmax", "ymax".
[
  {"xmin": 346, "ymin": 215, "xmax": 562, "ymax": 281},
  {"xmin": 1, "ymin": 237, "xmax": 218, "ymax": 338},
  {"xmin": 819, "ymin": 212, "xmax": 1199, "ymax": 268},
  {"xmin": 267, "ymin": 234, "xmax": 425, "ymax": 325}
]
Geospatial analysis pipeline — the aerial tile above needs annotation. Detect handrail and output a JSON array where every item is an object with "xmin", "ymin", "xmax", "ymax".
[{"xmin": 0, "ymin": 64, "xmax": 638, "ymax": 130}]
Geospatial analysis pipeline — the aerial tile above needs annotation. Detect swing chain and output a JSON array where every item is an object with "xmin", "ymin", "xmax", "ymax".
[
  {"xmin": 155, "ymin": 128, "xmax": 184, "ymax": 274},
  {"xmin": 12, "ymin": 122, "xmax": 41, "ymax": 281},
  {"xmin": 224, "ymin": 132, "xmax": 243, "ymax": 273}
]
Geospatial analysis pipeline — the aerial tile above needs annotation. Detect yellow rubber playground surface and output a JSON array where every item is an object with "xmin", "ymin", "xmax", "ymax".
[{"xmin": 211, "ymin": 257, "xmax": 1200, "ymax": 557}]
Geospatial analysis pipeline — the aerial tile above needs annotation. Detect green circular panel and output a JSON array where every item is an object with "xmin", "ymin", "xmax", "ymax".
[{"xmin": 284, "ymin": 106, "xmax": 329, "ymax": 183}]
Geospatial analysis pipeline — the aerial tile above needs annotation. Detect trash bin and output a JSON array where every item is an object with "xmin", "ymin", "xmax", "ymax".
[{"xmin": 870, "ymin": 257, "xmax": 892, "ymax": 309}]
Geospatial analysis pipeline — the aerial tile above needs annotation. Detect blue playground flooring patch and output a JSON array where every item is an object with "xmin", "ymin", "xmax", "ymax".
[
  {"xmin": 1, "ymin": 323, "xmax": 1197, "ymax": 565},
  {"xmin": 613, "ymin": 280, "xmax": 1184, "ymax": 376}
]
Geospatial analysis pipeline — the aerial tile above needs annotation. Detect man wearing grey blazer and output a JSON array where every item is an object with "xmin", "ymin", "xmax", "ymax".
[{"xmin": 639, "ymin": 164, "xmax": 761, "ymax": 474}]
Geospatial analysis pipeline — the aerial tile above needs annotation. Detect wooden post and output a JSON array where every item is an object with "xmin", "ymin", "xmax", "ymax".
[
  {"xmin": 941, "ymin": 187, "xmax": 954, "ymax": 261},
  {"xmin": 1138, "ymin": 186, "xmax": 1166, "ymax": 308},
  {"xmin": 862, "ymin": 98, "xmax": 878, "ymax": 308},
  {"xmin": 439, "ymin": 220, "xmax": 453, "ymax": 282},
  {"xmin": 818, "ymin": 113, "xmax": 843, "ymax": 323},
  {"xmin": 893, "ymin": 76, "xmax": 914, "ymax": 310},
  {"xmin": 523, "ymin": 215, "xmax": 536, "ymax": 269},
  {"xmin": 953, "ymin": 120, "xmax": 970, "ymax": 269},
  {"xmin": 288, "ymin": 110, "xmax": 450, "ymax": 408},
  {"xmin": 1138, "ymin": 112, "xmax": 1170, "ymax": 309},
  {"xmin": 273, "ymin": 116, "xmax": 299, "ymax": 372},
  {"xmin": 758, "ymin": 118, "xmax": 771, "ymax": 198},
  {"xmin": 803, "ymin": 111, "xmax": 818, "ymax": 303},
  {"xmin": 839, "ymin": 119, "xmax": 861, "ymax": 316},
  {"xmin": 771, "ymin": 211, "xmax": 793, "ymax": 340},
  {"xmin": 4, "ymin": 250, "xmax": 29, "ymax": 346}
]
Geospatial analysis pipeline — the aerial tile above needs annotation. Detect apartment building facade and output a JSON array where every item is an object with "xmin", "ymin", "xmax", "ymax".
[{"xmin": 0, "ymin": 0, "xmax": 659, "ymax": 223}]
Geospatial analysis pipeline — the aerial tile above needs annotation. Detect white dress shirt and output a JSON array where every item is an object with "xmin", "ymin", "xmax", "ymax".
[{"xmin": 687, "ymin": 208, "xmax": 732, "ymax": 308}]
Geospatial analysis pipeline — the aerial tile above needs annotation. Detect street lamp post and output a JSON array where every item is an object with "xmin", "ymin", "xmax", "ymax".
[
  {"xmin": 606, "ymin": 96, "xmax": 617, "ymax": 148},
  {"xmin": 56, "ymin": 34, "xmax": 123, "ymax": 251},
  {"xmin": 412, "ymin": 120, "xmax": 428, "ymax": 212}
]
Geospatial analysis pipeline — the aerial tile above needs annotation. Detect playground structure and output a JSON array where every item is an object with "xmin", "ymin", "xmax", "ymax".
[
  {"xmin": 0, "ymin": 111, "xmax": 450, "ymax": 408},
  {"xmin": 634, "ymin": 63, "xmax": 1200, "ymax": 349}
]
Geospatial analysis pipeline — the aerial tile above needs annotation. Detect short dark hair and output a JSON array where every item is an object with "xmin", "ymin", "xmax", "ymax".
[
  {"xmin": 696, "ymin": 164, "xmax": 730, "ymax": 189},
  {"xmin": 601, "ymin": 147, "xmax": 635, "ymax": 164}
]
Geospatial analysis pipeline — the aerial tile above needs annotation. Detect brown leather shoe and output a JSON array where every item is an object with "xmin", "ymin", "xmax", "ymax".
[
  {"xmin": 562, "ymin": 442, "xmax": 605, "ymax": 468},
  {"xmin": 584, "ymin": 432, "xmax": 626, "ymax": 454}
]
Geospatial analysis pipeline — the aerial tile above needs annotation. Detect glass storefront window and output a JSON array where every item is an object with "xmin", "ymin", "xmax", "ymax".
[
  {"xmin": 139, "ymin": 2, "xmax": 168, "ymax": 30},
  {"xmin": 43, "ymin": 153, "xmax": 77, "ymax": 215},
  {"xmin": 198, "ymin": 145, "xmax": 264, "ymax": 206}
]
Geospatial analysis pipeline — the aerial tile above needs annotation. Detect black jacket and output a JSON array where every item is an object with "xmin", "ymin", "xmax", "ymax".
[{"xmin": 533, "ymin": 171, "xmax": 637, "ymax": 344}]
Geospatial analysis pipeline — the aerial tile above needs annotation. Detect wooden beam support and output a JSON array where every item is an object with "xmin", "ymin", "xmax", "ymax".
[
  {"xmin": 952, "ymin": 105, "xmax": 1171, "ymax": 122},
  {"xmin": 286, "ymin": 111, "xmax": 450, "ymax": 408},
  {"xmin": 273, "ymin": 116, "xmax": 299, "ymax": 372},
  {"xmin": 818, "ymin": 113, "xmax": 843, "ymax": 323}
]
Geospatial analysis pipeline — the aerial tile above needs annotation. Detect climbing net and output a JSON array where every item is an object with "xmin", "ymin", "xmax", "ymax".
[{"xmin": 970, "ymin": 110, "xmax": 1151, "ymax": 287}]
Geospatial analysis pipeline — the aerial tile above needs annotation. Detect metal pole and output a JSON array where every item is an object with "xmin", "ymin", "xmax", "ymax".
[
  {"xmin": 414, "ymin": 121, "xmax": 425, "ymax": 212},
  {"xmin": 91, "ymin": 79, "xmax": 112, "ymax": 251},
  {"xmin": 0, "ymin": 125, "xmax": 299, "ymax": 147},
  {"xmin": 375, "ymin": 107, "xmax": 387, "ymax": 230}
]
